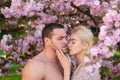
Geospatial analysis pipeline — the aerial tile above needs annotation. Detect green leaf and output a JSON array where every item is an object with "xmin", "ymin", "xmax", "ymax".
[
  {"xmin": 115, "ymin": 50, "xmax": 120, "ymax": 56},
  {"xmin": 0, "ymin": 75, "xmax": 21, "ymax": 80},
  {"xmin": 9, "ymin": 63, "xmax": 20, "ymax": 73},
  {"xmin": 0, "ymin": 50, "xmax": 6, "ymax": 58},
  {"xmin": 21, "ymin": 51, "xmax": 26, "ymax": 57},
  {"xmin": 100, "ymin": 67, "xmax": 110, "ymax": 76}
]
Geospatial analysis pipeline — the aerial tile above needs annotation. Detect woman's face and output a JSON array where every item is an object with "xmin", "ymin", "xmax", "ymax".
[{"xmin": 69, "ymin": 33, "xmax": 84, "ymax": 55}]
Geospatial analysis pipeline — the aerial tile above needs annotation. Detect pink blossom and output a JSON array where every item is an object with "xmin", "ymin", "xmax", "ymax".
[
  {"xmin": 50, "ymin": 1, "xmax": 71, "ymax": 15},
  {"xmin": 22, "ymin": 40, "xmax": 29, "ymax": 51},
  {"xmin": 98, "ymin": 25, "xmax": 108, "ymax": 41},
  {"xmin": 90, "ymin": 5, "xmax": 101, "ymax": 16},
  {"xmin": 25, "ymin": 35, "xmax": 35, "ymax": 44},
  {"xmin": 90, "ymin": 46, "xmax": 99, "ymax": 58},
  {"xmin": 102, "ymin": 9, "xmax": 119, "ymax": 27},
  {"xmin": 72, "ymin": 0, "xmax": 86, "ymax": 6},
  {"xmin": 1, "ymin": 34, "xmax": 12, "ymax": 43},
  {"xmin": 35, "ymin": 29, "xmax": 42, "ymax": 38},
  {"xmin": 4, "ymin": 63, "xmax": 11, "ymax": 69},
  {"xmin": 0, "ymin": 34, "xmax": 13, "ymax": 55},
  {"xmin": 113, "ymin": 29, "xmax": 120, "ymax": 42},
  {"xmin": 85, "ymin": 62, "xmax": 101, "ymax": 75},
  {"xmin": 72, "ymin": 0, "xmax": 92, "ymax": 6},
  {"xmin": 104, "ymin": 36, "xmax": 113, "ymax": 46},
  {"xmin": 1, "ymin": 8, "xmax": 11, "ymax": 18},
  {"xmin": 102, "ymin": 60, "xmax": 113, "ymax": 68},
  {"xmin": 36, "ymin": 24, "xmax": 45, "ymax": 30},
  {"xmin": 100, "ymin": 46, "xmax": 114, "ymax": 58},
  {"xmin": 110, "ymin": 0, "xmax": 120, "ymax": 9},
  {"xmin": 114, "ymin": 21, "xmax": 120, "ymax": 27}
]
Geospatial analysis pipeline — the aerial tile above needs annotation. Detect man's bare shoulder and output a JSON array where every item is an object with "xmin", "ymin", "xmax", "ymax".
[
  {"xmin": 23, "ymin": 57, "xmax": 45, "ymax": 71},
  {"xmin": 22, "ymin": 52, "xmax": 46, "ymax": 80},
  {"xmin": 23, "ymin": 51, "xmax": 46, "ymax": 70}
]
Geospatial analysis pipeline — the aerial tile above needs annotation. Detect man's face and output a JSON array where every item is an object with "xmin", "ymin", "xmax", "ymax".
[{"xmin": 50, "ymin": 28, "xmax": 68, "ymax": 53}]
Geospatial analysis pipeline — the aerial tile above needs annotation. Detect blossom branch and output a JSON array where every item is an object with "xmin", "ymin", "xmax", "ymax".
[
  {"xmin": 71, "ymin": 2, "xmax": 98, "ymax": 26},
  {"xmin": 0, "ymin": 0, "xmax": 11, "ymax": 7}
]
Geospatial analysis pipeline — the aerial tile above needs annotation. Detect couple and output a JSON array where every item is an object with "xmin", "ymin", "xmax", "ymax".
[{"xmin": 22, "ymin": 23, "xmax": 100, "ymax": 80}]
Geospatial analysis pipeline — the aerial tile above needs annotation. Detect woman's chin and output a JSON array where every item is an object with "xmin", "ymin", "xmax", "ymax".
[
  {"xmin": 70, "ymin": 51, "xmax": 78, "ymax": 55},
  {"xmin": 69, "ymin": 52, "xmax": 74, "ymax": 55}
]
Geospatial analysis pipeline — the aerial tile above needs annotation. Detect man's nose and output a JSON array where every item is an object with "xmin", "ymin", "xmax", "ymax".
[
  {"xmin": 68, "ymin": 42, "xmax": 71, "ymax": 48},
  {"xmin": 63, "ymin": 38, "xmax": 68, "ymax": 44}
]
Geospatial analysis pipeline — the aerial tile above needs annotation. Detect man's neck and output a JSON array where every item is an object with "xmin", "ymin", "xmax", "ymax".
[
  {"xmin": 43, "ymin": 48, "xmax": 58, "ymax": 63},
  {"xmin": 43, "ymin": 48, "xmax": 64, "ymax": 75}
]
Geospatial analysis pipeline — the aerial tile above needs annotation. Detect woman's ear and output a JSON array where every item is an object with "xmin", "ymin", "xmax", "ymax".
[
  {"xmin": 83, "ymin": 42, "xmax": 89, "ymax": 50},
  {"xmin": 44, "ymin": 37, "xmax": 51, "ymax": 45}
]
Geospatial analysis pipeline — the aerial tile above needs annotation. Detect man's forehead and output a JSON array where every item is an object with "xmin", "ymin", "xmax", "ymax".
[{"xmin": 52, "ymin": 28, "xmax": 67, "ymax": 36}]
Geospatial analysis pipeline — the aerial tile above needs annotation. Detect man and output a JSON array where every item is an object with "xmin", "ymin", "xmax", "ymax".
[{"xmin": 22, "ymin": 23, "xmax": 68, "ymax": 80}]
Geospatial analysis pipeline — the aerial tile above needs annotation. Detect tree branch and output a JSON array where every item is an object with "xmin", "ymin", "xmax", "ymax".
[
  {"xmin": 71, "ymin": 2, "xmax": 98, "ymax": 26},
  {"xmin": 0, "ymin": 0, "xmax": 11, "ymax": 7}
]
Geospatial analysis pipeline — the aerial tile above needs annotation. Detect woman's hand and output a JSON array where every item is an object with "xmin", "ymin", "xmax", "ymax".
[
  {"xmin": 56, "ymin": 50, "xmax": 71, "ymax": 80},
  {"xmin": 56, "ymin": 50, "xmax": 71, "ymax": 70}
]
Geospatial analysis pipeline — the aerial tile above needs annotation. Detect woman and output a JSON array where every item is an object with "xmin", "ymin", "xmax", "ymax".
[{"xmin": 56, "ymin": 25, "xmax": 101, "ymax": 80}]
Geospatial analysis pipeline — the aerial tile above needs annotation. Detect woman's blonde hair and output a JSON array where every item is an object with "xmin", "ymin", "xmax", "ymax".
[{"xmin": 71, "ymin": 25, "xmax": 94, "ymax": 62}]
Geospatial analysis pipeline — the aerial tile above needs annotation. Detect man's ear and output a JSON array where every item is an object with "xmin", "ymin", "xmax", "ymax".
[{"xmin": 44, "ymin": 37, "xmax": 51, "ymax": 45}]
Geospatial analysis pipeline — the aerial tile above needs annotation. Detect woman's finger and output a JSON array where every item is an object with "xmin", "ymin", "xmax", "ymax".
[
  {"xmin": 59, "ymin": 50, "xmax": 64, "ymax": 56},
  {"xmin": 59, "ymin": 50, "xmax": 68, "ymax": 60},
  {"xmin": 56, "ymin": 50, "xmax": 71, "ymax": 63},
  {"xmin": 57, "ymin": 50, "xmax": 65, "ymax": 57},
  {"xmin": 65, "ymin": 54, "xmax": 71, "ymax": 63},
  {"xmin": 56, "ymin": 50, "xmax": 68, "ymax": 61},
  {"xmin": 56, "ymin": 50, "xmax": 62, "ymax": 59}
]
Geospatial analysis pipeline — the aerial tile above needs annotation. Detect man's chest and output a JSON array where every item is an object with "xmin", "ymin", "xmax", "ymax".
[{"xmin": 45, "ymin": 63, "xmax": 63, "ymax": 80}]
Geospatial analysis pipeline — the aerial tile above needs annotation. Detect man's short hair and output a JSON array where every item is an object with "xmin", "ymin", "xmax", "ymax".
[{"xmin": 42, "ymin": 23, "xmax": 64, "ymax": 45}]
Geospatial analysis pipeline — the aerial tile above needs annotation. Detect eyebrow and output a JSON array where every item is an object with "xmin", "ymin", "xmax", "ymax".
[
  {"xmin": 57, "ymin": 35, "xmax": 67, "ymax": 39},
  {"xmin": 71, "ymin": 39, "xmax": 76, "ymax": 41}
]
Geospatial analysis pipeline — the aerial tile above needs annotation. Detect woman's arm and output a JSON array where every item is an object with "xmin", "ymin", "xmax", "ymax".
[{"xmin": 64, "ymin": 69, "xmax": 71, "ymax": 80}]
